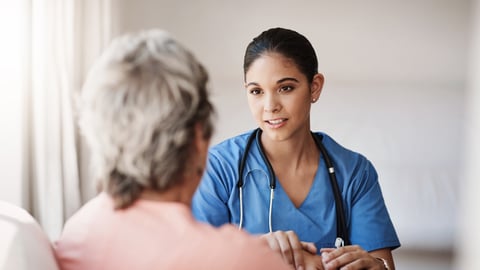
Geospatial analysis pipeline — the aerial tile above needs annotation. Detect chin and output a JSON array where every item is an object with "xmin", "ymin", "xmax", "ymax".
[{"xmin": 262, "ymin": 128, "xmax": 290, "ymax": 141}]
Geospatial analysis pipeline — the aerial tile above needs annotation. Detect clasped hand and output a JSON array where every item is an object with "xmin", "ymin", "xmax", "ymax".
[{"xmin": 261, "ymin": 231, "xmax": 386, "ymax": 270}]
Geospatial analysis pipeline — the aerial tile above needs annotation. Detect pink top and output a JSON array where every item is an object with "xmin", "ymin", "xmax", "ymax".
[{"xmin": 54, "ymin": 193, "xmax": 288, "ymax": 270}]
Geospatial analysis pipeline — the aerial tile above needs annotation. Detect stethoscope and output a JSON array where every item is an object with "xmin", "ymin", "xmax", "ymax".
[{"xmin": 236, "ymin": 128, "xmax": 351, "ymax": 247}]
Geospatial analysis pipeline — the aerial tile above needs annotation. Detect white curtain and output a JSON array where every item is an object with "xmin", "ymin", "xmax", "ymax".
[{"xmin": 21, "ymin": 0, "xmax": 116, "ymax": 240}]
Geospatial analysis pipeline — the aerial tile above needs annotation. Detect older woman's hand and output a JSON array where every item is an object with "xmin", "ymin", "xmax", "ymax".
[
  {"xmin": 303, "ymin": 251, "xmax": 326, "ymax": 270},
  {"xmin": 261, "ymin": 230, "xmax": 318, "ymax": 269}
]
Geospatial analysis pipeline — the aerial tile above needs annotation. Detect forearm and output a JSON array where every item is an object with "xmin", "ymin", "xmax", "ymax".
[{"xmin": 369, "ymin": 248, "xmax": 394, "ymax": 270}]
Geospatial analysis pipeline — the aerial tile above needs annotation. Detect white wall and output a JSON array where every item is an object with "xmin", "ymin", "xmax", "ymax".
[
  {"xmin": 454, "ymin": 0, "xmax": 480, "ymax": 268},
  {"xmin": 116, "ymin": 1, "xmax": 469, "ymax": 268},
  {"xmin": 0, "ymin": 1, "xmax": 469, "ymax": 268}
]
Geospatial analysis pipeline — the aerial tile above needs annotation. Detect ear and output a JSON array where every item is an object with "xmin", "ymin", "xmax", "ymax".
[
  {"xmin": 193, "ymin": 123, "xmax": 209, "ymax": 156},
  {"xmin": 310, "ymin": 73, "xmax": 324, "ymax": 103}
]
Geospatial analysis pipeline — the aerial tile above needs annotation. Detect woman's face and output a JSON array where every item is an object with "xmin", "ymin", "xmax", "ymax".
[{"xmin": 244, "ymin": 52, "xmax": 322, "ymax": 142}]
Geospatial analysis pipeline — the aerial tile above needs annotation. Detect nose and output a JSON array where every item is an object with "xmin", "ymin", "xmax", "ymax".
[{"xmin": 263, "ymin": 93, "xmax": 280, "ymax": 113}]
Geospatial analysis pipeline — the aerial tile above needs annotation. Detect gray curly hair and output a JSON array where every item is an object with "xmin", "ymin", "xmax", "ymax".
[{"xmin": 79, "ymin": 29, "xmax": 214, "ymax": 209}]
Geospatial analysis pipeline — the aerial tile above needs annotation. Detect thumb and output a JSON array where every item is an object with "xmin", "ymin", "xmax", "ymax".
[{"xmin": 301, "ymin": 241, "xmax": 317, "ymax": 254}]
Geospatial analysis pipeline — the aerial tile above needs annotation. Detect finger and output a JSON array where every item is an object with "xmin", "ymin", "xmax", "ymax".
[
  {"xmin": 321, "ymin": 245, "xmax": 360, "ymax": 262},
  {"xmin": 319, "ymin": 248, "xmax": 335, "ymax": 254},
  {"xmin": 340, "ymin": 256, "xmax": 377, "ymax": 270},
  {"xmin": 261, "ymin": 233, "xmax": 282, "ymax": 253},
  {"xmin": 273, "ymin": 231, "xmax": 296, "ymax": 267},
  {"xmin": 285, "ymin": 231, "xmax": 306, "ymax": 270},
  {"xmin": 303, "ymin": 252, "xmax": 325, "ymax": 270},
  {"xmin": 329, "ymin": 253, "xmax": 375, "ymax": 270},
  {"xmin": 301, "ymin": 241, "xmax": 317, "ymax": 254},
  {"xmin": 322, "ymin": 245, "xmax": 368, "ymax": 269}
]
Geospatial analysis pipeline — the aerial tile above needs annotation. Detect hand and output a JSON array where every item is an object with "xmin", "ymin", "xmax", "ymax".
[
  {"xmin": 303, "ymin": 251, "xmax": 326, "ymax": 270},
  {"xmin": 261, "ymin": 230, "xmax": 317, "ymax": 270},
  {"xmin": 320, "ymin": 245, "xmax": 386, "ymax": 270}
]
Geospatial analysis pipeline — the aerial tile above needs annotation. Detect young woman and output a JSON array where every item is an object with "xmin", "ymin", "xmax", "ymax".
[
  {"xmin": 54, "ymin": 29, "xmax": 290, "ymax": 270},
  {"xmin": 192, "ymin": 27, "xmax": 400, "ymax": 270}
]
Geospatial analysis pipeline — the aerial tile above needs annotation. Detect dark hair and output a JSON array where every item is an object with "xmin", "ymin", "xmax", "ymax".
[{"xmin": 243, "ymin": 27, "xmax": 318, "ymax": 83}]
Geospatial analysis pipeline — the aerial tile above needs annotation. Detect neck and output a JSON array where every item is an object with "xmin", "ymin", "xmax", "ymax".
[
  {"xmin": 261, "ymin": 129, "xmax": 318, "ymax": 169},
  {"xmin": 139, "ymin": 181, "xmax": 192, "ymax": 207}
]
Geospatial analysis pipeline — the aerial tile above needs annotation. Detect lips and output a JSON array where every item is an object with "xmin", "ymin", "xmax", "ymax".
[
  {"xmin": 264, "ymin": 118, "xmax": 287, "ymax": 128},
  {"xmin": 266, "ymin": 119, "xmax": 285, "ymax": 125}
]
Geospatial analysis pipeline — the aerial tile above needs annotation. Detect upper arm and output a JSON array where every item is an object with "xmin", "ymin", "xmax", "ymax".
[
  {"xmin": 348, "ymin": 159, "xmax": 400, "ymax": 251},
  {"xmin": 192, "ymin": 152, "xmax": 233, "ymax": 226}
]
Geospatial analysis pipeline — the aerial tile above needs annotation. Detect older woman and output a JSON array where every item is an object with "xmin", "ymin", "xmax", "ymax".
[{"xmin": 54, "ymin": 29, "xmax": 289, "ymax": 270}]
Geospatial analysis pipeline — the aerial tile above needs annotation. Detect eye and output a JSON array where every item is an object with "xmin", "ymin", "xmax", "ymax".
[
  {"xmin": 279, "ymin": 85, "xmax": 294, "ymax": 92},
  {"xmin": 249, "ymin": 88, "xmax": 262, "ymax": 95}
]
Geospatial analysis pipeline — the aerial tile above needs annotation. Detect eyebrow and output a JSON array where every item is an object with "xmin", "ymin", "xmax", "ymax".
[{"xmin": 245, "ymin": 77, "xmax": 300, "ymax": 87}]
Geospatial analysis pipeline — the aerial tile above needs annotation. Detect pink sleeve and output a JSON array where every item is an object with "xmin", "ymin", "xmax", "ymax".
[{"xmin": 217, "ymin": 226, "xmax": 290, "ymax": 270}]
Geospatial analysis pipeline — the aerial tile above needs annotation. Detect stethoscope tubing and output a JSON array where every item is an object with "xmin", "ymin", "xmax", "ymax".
[{"xmin": 236, "ymin": 128, "xmax": 351, "ymax": 246}]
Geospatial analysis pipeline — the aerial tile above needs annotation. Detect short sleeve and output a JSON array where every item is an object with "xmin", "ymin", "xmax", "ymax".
[
  {"xmin": 192, "ymin": 152, "xmax": 232, "ymax": 226},
  {"xmin": 348, "ymin": 159, "xmax": 400, "ymax": 251}
]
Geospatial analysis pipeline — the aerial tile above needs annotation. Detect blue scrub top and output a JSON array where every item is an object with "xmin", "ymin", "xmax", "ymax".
[{"xmin": 192, "ymin": 130, "xmax": 400, "ymax": 252}]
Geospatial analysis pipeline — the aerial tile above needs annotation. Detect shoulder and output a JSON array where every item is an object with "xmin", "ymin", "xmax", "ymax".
[
  {"xmin": 209, "ymin": 130, "xmax": 253, "ymax": 156},
  {"xmin": 315, "ymin": 131, "xmax": 373, "ymax": 168},
  {"xmin": 54, "ymin": 194, "xmax": 114, "ymax": 266},
  {"xmin": 315, "ymin": 132, "xmax": 361, "ymax": 156},
  {"xmin": 314, "ymin": 131, "xmax": 378, "ymax": 192},
  {"xmin": 56, "ymin": 194, "xmax": 115, "ymax": 246},
  {"xmin": 206, "ymin": 130, "xmax": 256, "ymax": 169},
  {"xmin": 61, "ymin": 193, "xmax": 112, "ymax": 229}
]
